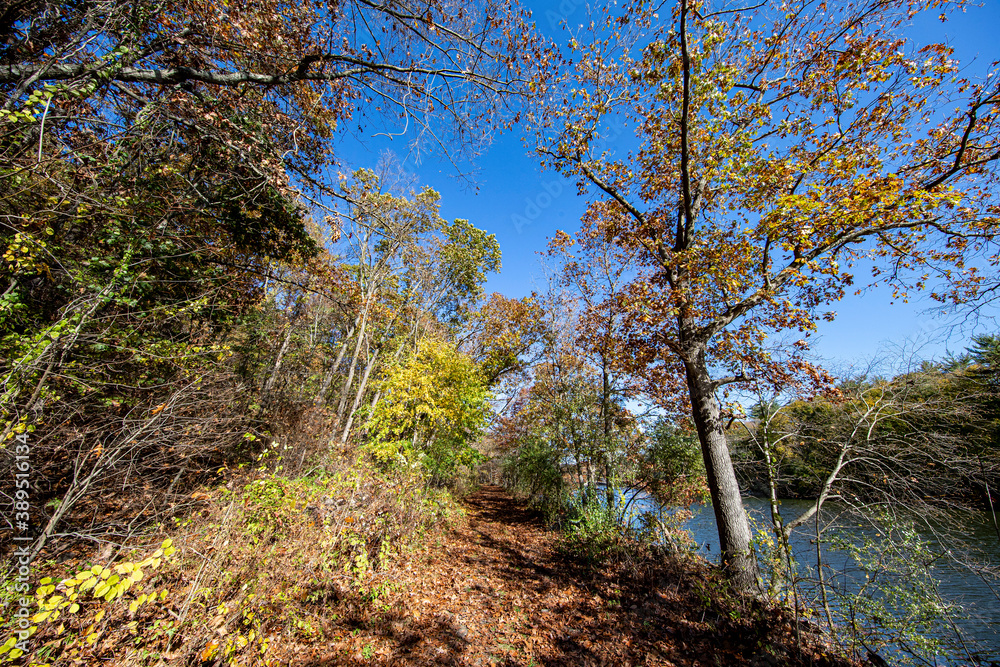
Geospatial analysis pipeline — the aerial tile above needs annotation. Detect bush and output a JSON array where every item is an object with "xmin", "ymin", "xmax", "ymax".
[
  {"xmin": 501, "ymin": 436, "xmax": 566, "ymax": 519},
  {"xmin": 2, "ymin": 450, "xmax": 460, "ymax": 666}
]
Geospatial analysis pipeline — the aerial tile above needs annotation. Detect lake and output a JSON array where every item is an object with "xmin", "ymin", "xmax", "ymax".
[{"xmin": 624, "ymin": 493, "xmax": 1000, "ymax": 665}]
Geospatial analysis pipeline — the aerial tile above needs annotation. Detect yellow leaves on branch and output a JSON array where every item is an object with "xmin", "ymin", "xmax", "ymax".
[
  {"xmin": 1, "ymin": 539, "xmax": 178, "ymax": 663},
  {"xmin": 35, "ymin": 539, "xmax": 174, "ymax": 617},
  {"xmin": 365, "ymin": 336, "xmax": 490, "ymax": 465}
]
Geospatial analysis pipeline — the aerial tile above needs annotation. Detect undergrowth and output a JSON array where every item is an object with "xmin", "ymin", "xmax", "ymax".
[{"xmin": 1, "ymin": 451, "xmax": 462, "ymax": 666}]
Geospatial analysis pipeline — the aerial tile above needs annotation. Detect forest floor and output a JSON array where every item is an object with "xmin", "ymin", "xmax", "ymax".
[{"xmin": 283, "ymin": 485, "xmax": 854, "ymax": 667}]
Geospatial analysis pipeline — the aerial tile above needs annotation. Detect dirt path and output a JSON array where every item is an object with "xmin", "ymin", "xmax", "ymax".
[{"xmin": 311, "ymin": 486, "xmax": 846, "ymax": 667}]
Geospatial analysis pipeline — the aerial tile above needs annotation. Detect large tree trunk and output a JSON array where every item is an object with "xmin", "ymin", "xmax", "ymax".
[{"xmin": 684, "ymin": 349, "xmax": 759, "ymax": 594}]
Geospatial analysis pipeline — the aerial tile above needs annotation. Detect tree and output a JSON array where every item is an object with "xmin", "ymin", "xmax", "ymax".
[
  {"xmin": 738, "ymin": 367, "xmax": 995, "ymax": 664},
  {"xmin": 491, "ymin": 276, "xmax": 650, "ymax": 518},
  {"xmin": 549, "ymin": 228, "xmax": 644, "ymax": 509},
  {"xmin": 332, "ymin": 167, "xmax": 445, "ymax": 431},
  {"xmin": 540, "ymin": 0, "xmax": 1000, "ymax": 591},
  {"xmin": 1, "ymin": 0, "xmax": 540, "ymax": 163},
  {"xmin": 1, "ymin": 0, "xmax": 542, "ymax": 559},
  {"xmin": 364, "ymin": 335, "xmax": 491, "ymax": 485},
  {"xmin": 331, "ymin": 165, "xmax": 501, "ymax": 440},
  {"xmin": 462, "ymin": 292, "xmax": 547, "ymax": 390}
]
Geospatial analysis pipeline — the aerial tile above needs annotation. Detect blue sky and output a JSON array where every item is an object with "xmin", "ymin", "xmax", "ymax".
[{"xmin": 337, "ymin": 0, "xmax": 1000, "ymax": 369}]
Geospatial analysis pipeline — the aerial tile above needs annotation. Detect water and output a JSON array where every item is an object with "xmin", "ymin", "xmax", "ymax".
[{"xmin": 625, "ymin": 493, "xmax": 1000, "ymax": 664}]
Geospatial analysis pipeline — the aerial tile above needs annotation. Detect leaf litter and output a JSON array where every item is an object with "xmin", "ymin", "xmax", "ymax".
[{"xmin": 302, "ymin": 485, "xmax": 855, "ymax": 667}]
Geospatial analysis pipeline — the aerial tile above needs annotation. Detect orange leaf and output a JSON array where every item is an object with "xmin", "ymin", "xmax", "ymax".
[{"xmin": 200, "ymin": 640, "xmax": 219, "ymax": 662}]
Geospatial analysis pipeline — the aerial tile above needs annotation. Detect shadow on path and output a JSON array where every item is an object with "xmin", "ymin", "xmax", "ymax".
[{"xmin": 300, "ymin": 485, "xmax": 852, "ymax": 667}]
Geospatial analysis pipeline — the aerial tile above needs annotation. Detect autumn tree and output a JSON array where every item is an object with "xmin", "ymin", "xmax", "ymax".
[
  {"xmin": 330, "ymin": 165, "xmax": 500, "ymax": 441},
  {"xmin": 491, "ymin": 275, "xmax": 652, "ymax": 520},
  {"xmin": 549, "ymin": 225, "xmax": 645, "ymax": 508},
  {"xmin": 364, "ymin": 336, "xmax": 491, "ymax": 486},
  {"xmin": 462, "ymin": 292, "xmax": 547, "ymax": 391},
  {"xmin": 1, "ymin": 0, "xmax": 542, "ymax": 558},
  {"xmin": 540, "ymin": 0, "xmax": 1000, "ymax": 591},
  {"xmin": 0, "ymin": 0, "xmax": 540, "ymax": 159}
]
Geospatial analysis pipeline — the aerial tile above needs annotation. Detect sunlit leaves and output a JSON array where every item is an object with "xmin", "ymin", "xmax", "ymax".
[
  {"xmin": 467, "ymin": 293, "xmax": 547, "ymax": 386},
  {"xmin": 6, "ymin": 539, "xmax": 177, "ymax": 664},
  {"xmin": 365, "ymin": 336, "xmax": 490, "ymax": 478},
  {"xmin": 540, "ymin": 0, "xmax": 999, "ymax": 402}
]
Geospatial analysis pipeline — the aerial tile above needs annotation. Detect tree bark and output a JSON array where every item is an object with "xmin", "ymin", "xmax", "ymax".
[
  {"xmin": 337, "ymin": 289, "xmax": 374, "ymax": 419},
  {"xmin": 340, "ymin": 347, "xmax": 379, "ymax": 442},
  {"xmin": 760, "ymin": 424, "xmax": 794, "ymax": 595},
  {"xmin": 315, "ymin": 324, "xmax": 355, "ymax": 405},
  {"xmin": 601, "ymin": 359, "xmax": 615, "ymax": 510},
  {"xmin": 684, "ymin": 349, "xmax": 759, "ymax": 594},
  {"xmin": 262, "ymin": 325, "xmax": 293, "ymax": 400},
  {"xmin": 367, "ymin": 389, "xmax": 384, "ymax": 416}
]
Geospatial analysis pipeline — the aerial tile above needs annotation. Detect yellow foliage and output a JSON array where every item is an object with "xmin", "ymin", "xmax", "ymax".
[{"xmin": 3, "ymin": 539, "xmax": 177, "ymax": 664}]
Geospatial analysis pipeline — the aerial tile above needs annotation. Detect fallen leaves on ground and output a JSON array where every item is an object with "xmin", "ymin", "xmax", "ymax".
[{"xmin": 276, "ymin": 486, "xmax": 855, "ymax": 667}]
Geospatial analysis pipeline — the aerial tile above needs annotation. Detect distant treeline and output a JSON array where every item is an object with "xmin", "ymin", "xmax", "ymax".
[{"xmin": 730, "ymin": 336, "xmax": 1000, "ymax": 510}]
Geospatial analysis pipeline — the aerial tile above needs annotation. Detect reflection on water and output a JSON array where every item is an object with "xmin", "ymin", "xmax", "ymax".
[{"xmin": 625, "ymin": 492, "xmax": 1000, "ymax": 664}]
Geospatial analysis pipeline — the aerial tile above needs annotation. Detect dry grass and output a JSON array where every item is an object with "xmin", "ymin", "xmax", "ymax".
[
  {"xmin": 11, "ymin": 449, "xmax": 460, "ymax": 666},
  {"xmin": 8, "ymin": 468, "xmax": 856, "ymax": 667}
]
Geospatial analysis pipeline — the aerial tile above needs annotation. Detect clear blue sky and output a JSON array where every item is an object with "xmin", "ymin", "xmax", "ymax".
[{"xmin": 337, "ymin": 0, "xmax": 1000, "ymax": 369}]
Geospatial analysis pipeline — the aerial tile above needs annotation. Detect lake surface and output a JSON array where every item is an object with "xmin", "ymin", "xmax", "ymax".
[{"xmin": 625, "ymin": 493, "xmax": 1000, "ymax": 664}]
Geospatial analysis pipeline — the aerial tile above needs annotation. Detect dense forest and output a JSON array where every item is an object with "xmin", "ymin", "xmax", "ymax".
[{"xmin": 2, "ymin": 0, "xmax": 999, "ymax": 665}]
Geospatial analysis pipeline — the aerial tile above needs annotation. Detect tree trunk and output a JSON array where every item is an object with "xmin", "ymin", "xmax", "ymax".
[
  {"xmin": 368, "ymin": 389, "xmax": 384, "ymax": 415},
  {"xmin": 572, "ymin": 432, "xmax": 586, "ymax": 497},
  {"xmin": 568, "ymin": 417, "xmax": 593, "ymax": 502},
  {"xmin": 340, "ymin": 347, "xmax": 379, "ymax": 442},
  {"xmin": 761, "ymin": 426, "xmax": 793, "ymax": 595},
  {"xmin": 586, "ymin": 456, "xmax": 597, "ymax": 500},
  {"xmin": 315, "ymin": 362, "xmax": 339, "ymax": 406},
  {"xmin": 262, "ymin": 325, "xmax": 293, "ymax": 400},
  {"xmin": 601, "ymin": 359, "xmax": 615, "ymax": 510},
  {"xmin": 338, "ymin": 291, "xmax": 374, "ymax": 419},
  {"xmin": 315, "ymin": 324, "xmax": 355, "ymax": 405},
  {"xmin": 604, "ymin": 456, "xmax": 614, "ymax": 512},
  {"xmin": 684, "ymin": 349, "xmax": 759, "ymax": 594}
]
